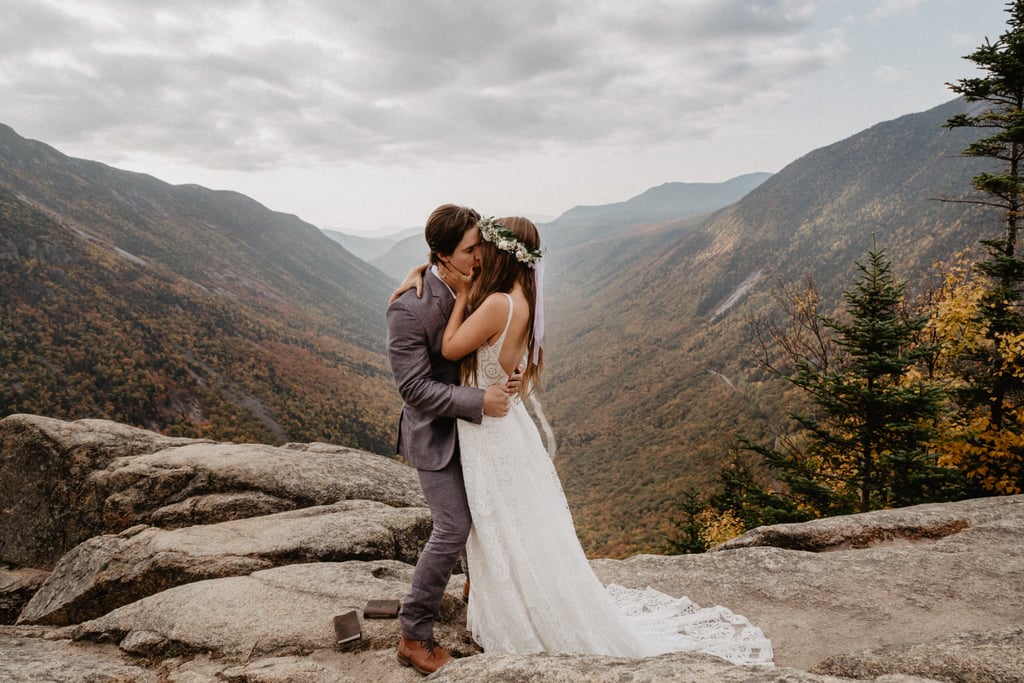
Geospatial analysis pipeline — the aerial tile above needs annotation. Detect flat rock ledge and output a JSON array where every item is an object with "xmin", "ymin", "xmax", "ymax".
[
  {"xmin": 426, "ymin": 652, "xmax": 941, "ymax": 682},
  {"xmin": 591, "ymin": 496, "xmax": 1024, "ymax": 672},
  {"xmin": 72, "ymin": 560, "xmax": 474, "ymax": 661},
  {"xmin": 715, "ymin": 495, "xmax": 1023, "ymax": 552},
  {"xmin": 0, "ymin": 627, "xmax": 161, "ymax": 683},
  {"xmin": 811, "ymin": 626, "xmax": 1024, "ymax": 682},
  {"xmin": 0, "ymin": 628, "xmax": 972, "ymax": 683},
  {"xmin": 1, "ymin": 415, "xmax": 1022, "ymax": 682},
  {"xmin": 19, "ymin": 500, "xmax": 432, "ymax": 626}
]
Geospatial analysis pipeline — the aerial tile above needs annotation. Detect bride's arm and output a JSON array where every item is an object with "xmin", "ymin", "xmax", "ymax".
[
  {"xmin": 388, "ymin": 263, "xmax": 429, "ymax": 303},
  {"xmin": 442, "ymin": 291, "xmax": 508, "ymax": 361}
]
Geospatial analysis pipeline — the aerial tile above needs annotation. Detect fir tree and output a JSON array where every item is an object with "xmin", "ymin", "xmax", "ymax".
[
  {"xmin": 742, "ymin": 246, "xmax": 965, "ymax": 519},
  {"xmin": 662, "ymin": 486, "xmax": 709, "ymax": 555},
  {"xmin": 707, "ymin": 444, "xmax": 810, "ymax": 530},
  {"xmin": 940, "ymin": 0, "xmax": 1024, "ymax": 493}
]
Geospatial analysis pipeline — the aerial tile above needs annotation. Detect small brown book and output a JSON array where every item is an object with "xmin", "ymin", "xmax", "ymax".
[
  {"xmin": 363, "ymin": 599, "xmax": 401, "ymax": 619},
  {"xmin": 333, "ymin": 610, "xmax": 361, "ymax": 645}
]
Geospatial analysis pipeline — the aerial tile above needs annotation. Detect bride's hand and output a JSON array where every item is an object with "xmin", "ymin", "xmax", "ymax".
[
  {"xmin": 439, "ymin": 261, "xmax": 474, "ymax": 296},
  {"xmin": 389, "ymin": 263, "xmax": 429, "ymax": 303},
  {"xmin": 506, "ymin": 365, "xmax": 524, "ymax": 394}
]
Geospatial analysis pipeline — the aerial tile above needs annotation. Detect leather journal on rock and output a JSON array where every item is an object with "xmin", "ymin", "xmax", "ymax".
[
  {"xmin": 333, "ymin": 611, "xmax": 361, "ymax": 645},
  {"xmin": 363, "ymin": 599, "xmax": 401, "ymax": 619}
]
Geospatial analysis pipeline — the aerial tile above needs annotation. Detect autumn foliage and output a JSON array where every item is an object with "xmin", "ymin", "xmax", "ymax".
[
  {"xmin": 666, "ymin": 5, "xmax": 1024, "ymax": 552},
  {"xmin": 927, "ymin": 257, "xmax": 1024, "ymax": 494}
]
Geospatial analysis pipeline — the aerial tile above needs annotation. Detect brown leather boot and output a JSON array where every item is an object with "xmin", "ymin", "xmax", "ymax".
[
  {"xmin": 397, "ymin": 634, "xmax": 453, "ymax": 675},
  {"xmin": 462, "ymin": 577, "xmax": 470, "ymax": 603}
]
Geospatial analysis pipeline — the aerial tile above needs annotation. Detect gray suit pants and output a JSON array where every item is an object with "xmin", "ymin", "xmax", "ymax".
[{"xmin": 400, "ymin": 456, "xmax": 471, "ymax": 641}]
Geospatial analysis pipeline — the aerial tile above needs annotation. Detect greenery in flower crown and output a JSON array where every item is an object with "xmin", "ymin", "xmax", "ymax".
[{"xmin": 477, "ymin": 217, "xmax": 544, "ymax": 265}]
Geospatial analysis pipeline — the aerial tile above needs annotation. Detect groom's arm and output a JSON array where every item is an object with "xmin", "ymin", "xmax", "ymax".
[{"xmin": 386, "ymin": 298, "xmax": 485, "ymax": 424}]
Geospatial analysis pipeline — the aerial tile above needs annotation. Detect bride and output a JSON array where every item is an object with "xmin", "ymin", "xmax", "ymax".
[{"xmin": 436, "ymin": 216, "xmax": 772, "ymax": 666}]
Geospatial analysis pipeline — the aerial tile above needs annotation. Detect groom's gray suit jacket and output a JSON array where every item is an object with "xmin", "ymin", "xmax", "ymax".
[{"xmin": 386, "ymin": 271, "xmax": 485, "ymax": 470}]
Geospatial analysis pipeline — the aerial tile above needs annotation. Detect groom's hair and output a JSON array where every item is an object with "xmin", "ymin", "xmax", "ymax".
[{"xmin": 425, "ymin": 204, "xmax": 480, "ymax": 265}]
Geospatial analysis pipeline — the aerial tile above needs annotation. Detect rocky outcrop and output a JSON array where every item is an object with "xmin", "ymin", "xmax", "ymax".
[
  {"xmin": 92, "ymin": 441, "xmax": 427, "ymax": 533},
  {"xmin": 0, "ymin": 626, "xmax": 161, "ymax": 683},
  {"xmin": 0, "ymin": 566, "xmax": 48, "ymax": 624},
  {"xmin": 712, "ymin": 495, "xmax": 1015, "ymax": 552},
  {"xmin": 0, "ymin": 414, "xmax": 203, "ymax": 567},
  {"xmin": 1, "ymin": 415, "xmax": 1023, "ymax": 682},
  {"xmin": 72, "ymin": 560, "xmax": 473, "ymax": 661},
  {"xmin": 812, "ymin": 627, "xmax": 1024, "ymax": 682},
  {"xmin": 592, "ymin": 495, "xmax": 1024, "ymax": 672},
  {"xmin": 0, "ymin": 414, "xmax": 424, "ymax": 568},
  {"xmin": 426, "ymin": 652, "xmax": 931, "ymax": 682},
  {"xmin": 19, "ymin": 500, "xmax": 432, "ymax": 625}
]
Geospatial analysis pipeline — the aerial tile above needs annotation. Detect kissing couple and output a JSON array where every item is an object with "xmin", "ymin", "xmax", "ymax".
[{"xmin": 385, "ymin": 204, "xmax": 773, "ymax": 675}]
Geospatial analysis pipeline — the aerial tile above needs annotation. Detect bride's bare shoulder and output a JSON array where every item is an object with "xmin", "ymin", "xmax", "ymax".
[{"xmin": 480, "ymin": 291, "xmax": 513, "ymax": 308}]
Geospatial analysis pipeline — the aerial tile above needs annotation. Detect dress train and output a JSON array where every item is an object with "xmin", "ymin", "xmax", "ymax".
[{"xmin": 457, "ymin": 294, "xmax": 772, "ymax": 665}]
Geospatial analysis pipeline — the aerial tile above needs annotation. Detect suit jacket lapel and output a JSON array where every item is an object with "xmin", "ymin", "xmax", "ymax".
[{"xmin": 428, "ymin": 270, "xmax": 455, "ymax": 320}]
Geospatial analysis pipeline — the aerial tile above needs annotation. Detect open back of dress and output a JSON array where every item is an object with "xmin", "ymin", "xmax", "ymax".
[{"xmin": 457, "ymin": 294, "xmax": 773, "ymax": 665}]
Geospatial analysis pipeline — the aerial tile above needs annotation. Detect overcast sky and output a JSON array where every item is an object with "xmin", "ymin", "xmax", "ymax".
[{"xmin": 0, "ymin": 0, "xmax": 1009, "ymax": 235}]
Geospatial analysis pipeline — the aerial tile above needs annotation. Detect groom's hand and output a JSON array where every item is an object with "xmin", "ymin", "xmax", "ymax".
[
  {"xmin": 482, "ymin": 384, "xmax": 511, "ymax": 417},
  {"xmin": 505, "ymin": 366, "xmax": 524, "ymax": 394}
]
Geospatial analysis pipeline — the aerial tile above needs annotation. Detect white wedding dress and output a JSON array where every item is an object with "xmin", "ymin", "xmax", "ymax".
[{"xmin": 457, "ymin": 294, "xmax": 773, "ymax": 666}]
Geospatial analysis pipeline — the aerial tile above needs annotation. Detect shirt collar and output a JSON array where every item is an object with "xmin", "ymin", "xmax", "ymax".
[{"xmin": 430, "ymin": 264, "xmax": 455, "ymax": 297}]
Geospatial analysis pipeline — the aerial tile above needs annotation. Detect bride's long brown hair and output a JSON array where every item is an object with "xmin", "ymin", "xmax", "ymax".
[{"xmin": 461, "ymin": 216, "xmax": 544, "ymax": 396}]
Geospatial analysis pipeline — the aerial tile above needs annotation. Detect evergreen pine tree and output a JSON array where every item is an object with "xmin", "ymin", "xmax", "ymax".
[
  {"xmin": 662, "ymin": 487, "xmax": 708, "ymax": 555},
  {"xmin": 707, "ymin": 444, "xmax": 810, "ymax": 530},
  {"xmin": 742, "ymin": 246, "xmax": 965, "ymax": 519},
  {"xmin": 941, "ymin": 0, "xmax": 1024, "ymax": 493}
]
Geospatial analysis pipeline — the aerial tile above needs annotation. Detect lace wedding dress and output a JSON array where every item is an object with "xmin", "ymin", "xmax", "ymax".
[{"xmin": 457, "ymin": 294, "xmax": 773, "ymax": 666}]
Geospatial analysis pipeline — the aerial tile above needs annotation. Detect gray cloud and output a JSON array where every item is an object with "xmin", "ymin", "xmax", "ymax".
[{"xmin": 1, "ymin": 0, "xmax": 841, "ymax": 170}]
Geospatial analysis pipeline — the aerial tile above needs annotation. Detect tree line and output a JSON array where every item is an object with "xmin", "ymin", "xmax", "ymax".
[{"xmin": 668, "ymin": 0, "xmax": 1024, "ymax": 553}]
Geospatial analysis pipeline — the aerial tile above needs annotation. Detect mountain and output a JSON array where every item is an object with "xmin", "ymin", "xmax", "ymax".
[
  {"xmin": 370, "ymin": 174, "xmax": 772, "ymax": 280},
  {"xmin": 0, "ymin": 96, "xmax": 999, "ymax": 560},
  {"xmin": 322, "ymin": 226, "xmax": 421, "ymax": 262},
  {"xmin": 320, "ymin": 229, "xmax": 397, "ymax": 262},
  {"xmin": 371, "ymin": 233, "xmax": 431, "ymax": 280},
  {"xmin": 0, "ymin": 123, "xmax": 401, "ymax": 451},
  {"xmin": 541, "ymin": 98, "xmax": 995, "ymax": 557},
  {"xmin": 543, "ymin": 172, "xmax": 773, "ymax": 250}
]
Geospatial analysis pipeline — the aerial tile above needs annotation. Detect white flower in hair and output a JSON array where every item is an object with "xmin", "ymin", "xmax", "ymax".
[{"xmin": 477, "ymin": 217, "xmax": 543, "ymax": 265}]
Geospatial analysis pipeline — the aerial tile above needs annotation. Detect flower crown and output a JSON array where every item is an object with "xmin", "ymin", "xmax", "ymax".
[{"xmin": 478, "ymin": 217, "xmax": 543, "ymax": 266}]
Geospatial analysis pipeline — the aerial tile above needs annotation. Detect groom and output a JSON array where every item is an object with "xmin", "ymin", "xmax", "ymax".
[{"xmin": 385, "ymin": 203, "xmax": 512, "ymax": 675}]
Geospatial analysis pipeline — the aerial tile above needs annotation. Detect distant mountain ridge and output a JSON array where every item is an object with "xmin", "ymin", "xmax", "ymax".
[
  {"xmin": 548, "ymin": 173, "xmax": 771, "ymax": 238},
  {"xmin": 555, "ymin": 174, "xmax": 772, "ymax": 227},
  {"xmin": 321, "ymin": 226, "xmax": 420, "ymax": 262},
  {"xmin": 0, "ymin": 123, "xmax": 400, "ymax": 450},
  {"xmin": 370, "ymin": 174, "xmax": 772, "ymax": 279}
]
